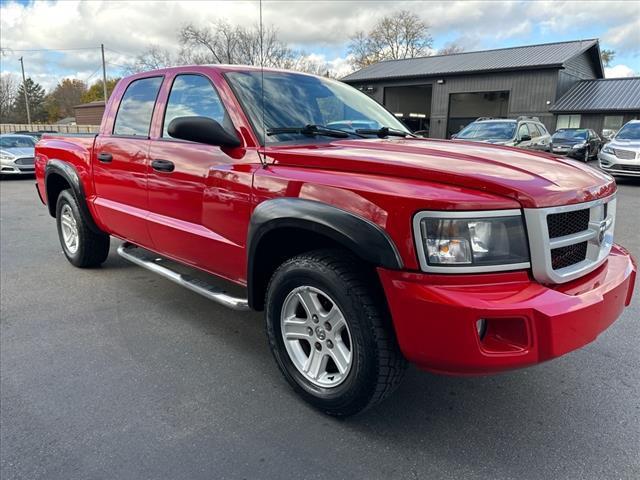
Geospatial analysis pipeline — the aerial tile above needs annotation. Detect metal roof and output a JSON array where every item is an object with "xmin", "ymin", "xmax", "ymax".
[
  {"xmin": 551, "ymin": 77, "xmax": 640, "ymax": 113},
  {"xmin": 342, "ymin": 39, "xmax": 600, "ymax": 82}
]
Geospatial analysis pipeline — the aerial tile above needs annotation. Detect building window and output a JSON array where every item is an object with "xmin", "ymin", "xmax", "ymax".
[
  {"xmin": 556, "ymin": 114, "xmax": 581, "ymax": 129},
  {"xmin": 603, "ymin": 115, "xmax": 624, "ymax": 132}
]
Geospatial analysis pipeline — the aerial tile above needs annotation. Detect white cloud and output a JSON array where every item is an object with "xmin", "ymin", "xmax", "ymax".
[
  {"xmin": 605, "ymin": 64, "xmax": 637, "ymax": 78},
  {"xmin": 1, "ymin": 0, "xmax": 639, "ymax": 91}
]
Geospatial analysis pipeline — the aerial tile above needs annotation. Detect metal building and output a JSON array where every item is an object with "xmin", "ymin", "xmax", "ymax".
[{"xmin": 342, "ymin": 39, "xmax": 620, "ymax": 139}]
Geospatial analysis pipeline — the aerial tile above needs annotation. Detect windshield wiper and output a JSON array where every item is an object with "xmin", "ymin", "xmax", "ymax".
[
  {"xmin": 355, "ymin": 126, "xmax": 416, "ymax": 138},
  {"xmin": 267, "ymin": 124, "xmax": 364, "ymax": 139}
]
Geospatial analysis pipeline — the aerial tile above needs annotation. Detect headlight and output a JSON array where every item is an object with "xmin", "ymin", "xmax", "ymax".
[
  {"xmin": 0, "ymin": 153, "xmax": 16, "ymax": 163},
  {"xmin": 413, "ymin": 210, "xmax": 530, "ymax": 272},
  {"xmin": 602, "ymin": 145, "xmax": 614, "ymax": 154},
  {"xmin": 572, "ymin": 142, "xmax": 587, "ymax": 149}
]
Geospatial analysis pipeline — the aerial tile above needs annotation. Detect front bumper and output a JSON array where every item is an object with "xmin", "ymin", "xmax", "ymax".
[
  {"xmin": 599, "ymin": 151, "xmax": 640, "ymax": 177},
  {"xmin": 552, "ymin": 145, "xmax": 587, "ymax": 159},
  {"xmin": 378, "ymin": 244, "xmax": 636, "ymax": 375},
  {"xmin": 0, "ymin": 164, "xmax": 35, "ymax": 175}
]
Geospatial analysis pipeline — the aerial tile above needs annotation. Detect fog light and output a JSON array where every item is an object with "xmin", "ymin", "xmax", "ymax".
[{"xmin": 476, "ymin": 319, "xmax": 487, "ymax": 340}]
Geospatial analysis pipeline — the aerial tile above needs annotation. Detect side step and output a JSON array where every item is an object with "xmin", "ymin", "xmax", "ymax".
[{"xmin": 117, "ymin": 242, "xmax": 250, "ymax": 311}]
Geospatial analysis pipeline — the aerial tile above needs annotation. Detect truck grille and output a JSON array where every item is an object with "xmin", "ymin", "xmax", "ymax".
[
  {"xmin": 547, "ymin": 209, "xmax": 590, "ymax": 238},
  {"xmin": 613, "ymin": 149, "xmax": 637, "ymax": 160},
  {"xmin": 14, "ymin": 157, "xmax": 35, "ymax": 165},
  {"xmin": 550, "ymin": 242, "xmax": 588, "ymax": 270},
  {"xmin": 524, "ymin": 195, "xmax": 616, "ymax": 283}
]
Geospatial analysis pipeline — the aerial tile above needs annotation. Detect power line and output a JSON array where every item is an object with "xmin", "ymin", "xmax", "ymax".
[
  {"xmin": 1, "ymin": 46, "xmax": 101, "ymax": 53},
  {"xmin": 83, "ymin": 65, "xmax": 103, "ymax": 83}
]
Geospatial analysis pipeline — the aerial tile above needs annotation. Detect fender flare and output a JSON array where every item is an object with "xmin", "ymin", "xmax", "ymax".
[
  {"xmin": 247, "ymin": 198, "xmax": 403, "ymax": 308},
  {"xmin": 44, "ymin": 160, "xmax": 103, "ymax": 234}
]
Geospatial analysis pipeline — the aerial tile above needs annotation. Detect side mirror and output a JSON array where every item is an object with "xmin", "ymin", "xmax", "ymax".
[
  {"xmin": 168, "ymin": 116, "xmax": 241, "ymax": 148},
  {"xmin": 519, "ymin": 134, "xmax": 532, "ymax": 142}
]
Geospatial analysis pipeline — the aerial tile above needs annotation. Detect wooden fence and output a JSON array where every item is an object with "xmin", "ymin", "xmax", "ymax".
[{"xmin": 1, "ymin": 124, "xmax": 100, "ymax": 134}]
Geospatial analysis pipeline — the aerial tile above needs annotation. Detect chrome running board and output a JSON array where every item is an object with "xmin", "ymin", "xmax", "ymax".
[{"xmin": 117, "ymin": 242, "xmax": 250, "ymax": 311}]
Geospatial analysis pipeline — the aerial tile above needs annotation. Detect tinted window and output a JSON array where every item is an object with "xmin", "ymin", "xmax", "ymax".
[
  {"xmin": 113, "ymin": 77, "xmax": 163, "ymax": 136},
  {"xmin": 163, "ymin": 74, "xmax": 227, "ymax": 137},
  {"xmin": 226, "ymin": 71, "xmax": 409, "ymax": 144},
  {"xmin": 552, "ymin": 129, "xmax": 588, "ymax": 140},
  {"xmin": 537, "ymin": 124, "xmax": 548, "ymax": 135}
]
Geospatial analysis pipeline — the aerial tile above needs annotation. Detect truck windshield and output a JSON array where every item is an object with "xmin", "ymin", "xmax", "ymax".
[
  {"xmin": 456, "ymin": 122, "xmax": 516, "ymax": 140},
  {"xmin": 225, "ymin": 71, "xmax": 410, "ymax": 144},
  {"xmin": 615, "ymin": 122, "xmax": 640, "ymax": 140}
]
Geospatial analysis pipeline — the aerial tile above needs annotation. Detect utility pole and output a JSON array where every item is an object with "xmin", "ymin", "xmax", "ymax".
[
  {"xmin": 101, "ymin": 44, "xmax": 108, "ymax": 103},
  {"xmin": 19, "ymin": 56, "xmax": 31, "ymax": 124}
]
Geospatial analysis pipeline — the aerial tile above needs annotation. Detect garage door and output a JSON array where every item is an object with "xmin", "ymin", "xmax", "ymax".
[{"xmin": 447, "ymin": 91, "xmax": 509, "ymax": 138}]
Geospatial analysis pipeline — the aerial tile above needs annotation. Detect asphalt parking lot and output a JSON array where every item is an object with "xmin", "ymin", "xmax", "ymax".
[{"xmin": 1, "ymin": 173, "xmax": 639, "ymax": 480}]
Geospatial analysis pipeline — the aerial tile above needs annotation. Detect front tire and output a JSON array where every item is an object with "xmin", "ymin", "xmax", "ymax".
[
  {"xmin": 265, "ymin": 249, "xmax": 407, "ymax": 416},
  {"xmin": 56, "ymin": 189, "xmax": 110, "ymax": 267}
]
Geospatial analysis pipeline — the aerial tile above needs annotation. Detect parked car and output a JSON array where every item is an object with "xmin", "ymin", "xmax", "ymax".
[
  {"xmin": 34, "ymin": 66, "xmax": 635, "ymax": 416},
  {"xmin": 0, "ymin": 134, "xmax": 37, "ymax": 177},
  {"xmin": 452, "ymin": 117, "xmax": 551, "ymax": 151},
  {"xmin": 550, "ymin": 128, "xmax": 601, "ymax": 161},
  {"xmin": 601, "ymin": 129, "xmax": 617, "ymax": 141},
  {"xmin": 14, "ymin": 130, "xmax": 43, "ymax": 140},
  {"xmin": 599, "ymin": 120, "xmax": 640, "ymax": 177}
]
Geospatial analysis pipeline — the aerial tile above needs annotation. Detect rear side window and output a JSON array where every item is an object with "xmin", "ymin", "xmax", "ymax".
[
  {"xmin": 537, "ymin": 124, "xmax": 548, "ymax": 135},
  {"xmin": 162, "ymin": 74, "xmax": 227, "ymax": 137},
  {"xmin": 517, "ymin": 123, "xmax": 529, "ymax": 138},
  {"xmin": 528, "ymin": 123, "xmax": 541, "ymax": 137},
  {"xmin": 113, "ymin": 76, "xmax": 163, "ymax": 136}
]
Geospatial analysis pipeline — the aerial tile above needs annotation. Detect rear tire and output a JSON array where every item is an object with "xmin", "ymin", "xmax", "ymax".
[
  {"xmin": 265, "ymin": 249, "xmax": 407, "ymax": 416},
  {"xmin": 56, "ymin": 189, "xmax": 110, "ymax": 267}
]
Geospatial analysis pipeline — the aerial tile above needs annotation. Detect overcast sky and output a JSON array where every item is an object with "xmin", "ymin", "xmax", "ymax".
[{"xmin": 1, "ymin": 0, "xmax": 639, "ymax": 91}]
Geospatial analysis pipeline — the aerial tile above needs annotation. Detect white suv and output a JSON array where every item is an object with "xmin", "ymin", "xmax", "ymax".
[{"xmin": 599, "ymin": 120, "xmax": 640, "ymax": 178}]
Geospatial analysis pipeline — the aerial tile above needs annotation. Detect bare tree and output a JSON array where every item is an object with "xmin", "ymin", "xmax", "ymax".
[
  {"xmin": 601, "ymin": 49, "xmax": 616, "ymax": 67},
  {"xmin": 0, "ymin": 73, "xmax": 18, "ymax": 122},
  {"xmin": 348, "ymin": 10, "xmax": 433, "ymax": 69},
  {"xmin": 438, "ymin": 43, "xmax": 465, "ymax": 55},
  {"xmin": 125, "ymin": 45, "xmax": 174, "ymax": 74},
  {"xmin": 178, "ymin": 21, "xmax": 295, "ymax": 68}
]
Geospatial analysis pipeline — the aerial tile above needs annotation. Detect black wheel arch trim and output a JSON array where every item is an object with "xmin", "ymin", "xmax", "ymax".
[
  {"xmin": 247, "ymin": 198, "xmax": 403, "ymax": 309},
  {"xmin": 44, "ymin": 160, "xmax": 103, "ymax": 234}
]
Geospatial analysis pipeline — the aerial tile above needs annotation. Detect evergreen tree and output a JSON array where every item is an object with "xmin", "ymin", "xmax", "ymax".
[{"xmin": 11, "ymin": 77, "xmax": 46, "ymax": 123}]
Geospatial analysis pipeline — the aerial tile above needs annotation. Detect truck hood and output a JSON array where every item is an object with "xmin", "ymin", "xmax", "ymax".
[{"xmin": 267, "ymin": 138, "xmax": 615, "ymax": 208}]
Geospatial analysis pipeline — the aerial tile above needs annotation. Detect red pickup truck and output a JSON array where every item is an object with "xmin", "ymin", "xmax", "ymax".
[{"xmin": 35, "ymin": 65, "xmax": 636, "ymax": 416}]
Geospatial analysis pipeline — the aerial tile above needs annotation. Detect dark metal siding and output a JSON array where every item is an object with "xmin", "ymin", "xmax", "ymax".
[
  {"xmin": 355, "ymin": 69, "xmax": 559, "ymax": 138},
  {"xmin": 556, "ymin": 112, "xmax": 640, "ymax": 134}
]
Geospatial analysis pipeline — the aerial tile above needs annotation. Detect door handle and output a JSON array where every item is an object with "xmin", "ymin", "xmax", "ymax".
[
  {"xmin": 151, "ymin": 159, "xmax": 175, "ymax": 173},
  {"xmin": 97, "ymin": 152, "xmax": 112, "ymax": 163}
]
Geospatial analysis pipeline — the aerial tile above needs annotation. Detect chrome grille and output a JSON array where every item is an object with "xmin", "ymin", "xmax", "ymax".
[
  {"xmin": 524, "ymin": 195, "xmax": 616, "ymax": 284},
  {"xmin": 613, "ymin": 149, "xmax": 636, "ymax": 160},
  {"xmin": 14, "ymin": 157, "xmax": 34, "ymax": 165},
  {"xmin": 610, "ymin": 163, "xmax": 640, "ymax": 172}
]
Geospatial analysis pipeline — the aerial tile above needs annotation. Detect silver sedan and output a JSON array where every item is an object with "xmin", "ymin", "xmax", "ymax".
[{"xmin": 0, "ymin": 134, "xmax": 37, "ymax": 177}]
